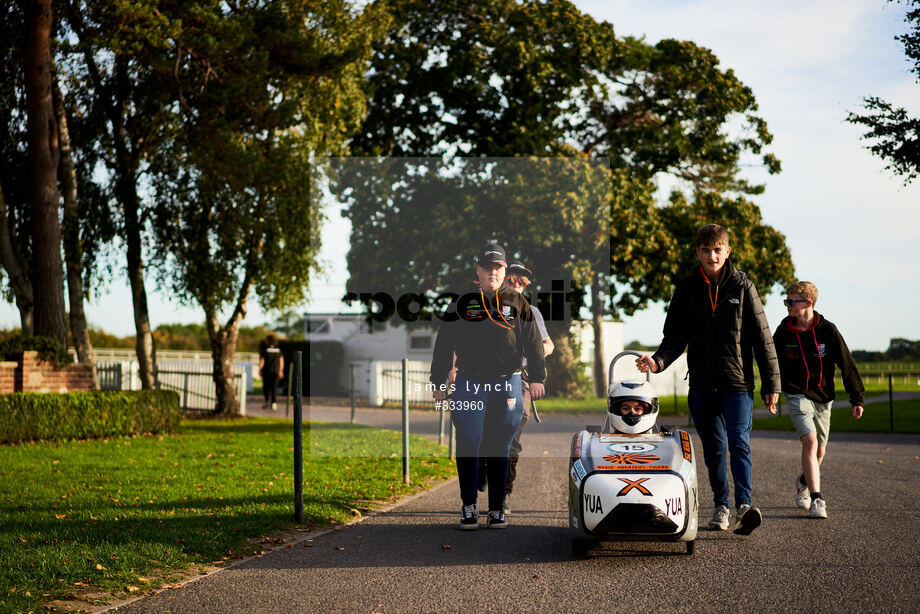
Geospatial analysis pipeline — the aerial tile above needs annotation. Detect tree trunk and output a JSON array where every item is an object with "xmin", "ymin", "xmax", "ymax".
[
  {"xmin": 591, "ymin": 273, "xmax": 606, "ymax": 398},
  {"xmin": 0, "ymin": 186, "xmax": 34, "ymax": 334},
  {"xmin": 53, "ymin": 73, "xmax": 98, "ymax": 387},
  {"xmin": 112, "ymin": 55, "xmax": 157, "ymax": 389},
  {"xmin": 24, "ymin": 0, "xmax": 67, "ymax": 346},
  {"xmin": 205, "ymin": 254, "xmax": 255, "ymax": 415},
  {"xmin": 544, "ymin": 320, "xmax": 585, "ymax": 398}
]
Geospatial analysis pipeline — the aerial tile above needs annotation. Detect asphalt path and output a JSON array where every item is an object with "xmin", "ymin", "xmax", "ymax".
[{"xmin": 111, "ymin": 402, "xmax": 920, "ymax": 613}]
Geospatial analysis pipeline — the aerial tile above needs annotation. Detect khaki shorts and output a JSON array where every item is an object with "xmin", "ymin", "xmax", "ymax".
[{"xmin": 787, "ymin": 394, "xmax": 833, "ymax": 446}]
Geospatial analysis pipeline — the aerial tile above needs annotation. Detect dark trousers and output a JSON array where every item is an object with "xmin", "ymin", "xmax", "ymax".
[
  {"xmin": 263, "ymin": 371, "xmax": 279, "ymax": 404},
  {"xmin": 481, "ymin": 377, "xmax": 530, "ymax": 497},
  {"xmin": 451, "ymin": 373, "xmax": 523, "ymax": 511}
]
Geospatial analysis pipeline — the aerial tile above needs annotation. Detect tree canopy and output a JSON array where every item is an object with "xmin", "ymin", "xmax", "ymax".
[
  {"xmin": 343, "ymin": 0, "xmax": 793, "ymax": 318},
  {"xmin": 848, "ymin": 0, "xmax": 920, "ymax": 183}
]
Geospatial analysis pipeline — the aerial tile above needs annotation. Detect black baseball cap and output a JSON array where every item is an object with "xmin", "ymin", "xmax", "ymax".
[
  {"xmin": 506, "ymin": 262, "xmax": 533, "ymax": 277},
  {"xmin": 476, "ymin": 243, "xmax": 507, "ymax": 267}
]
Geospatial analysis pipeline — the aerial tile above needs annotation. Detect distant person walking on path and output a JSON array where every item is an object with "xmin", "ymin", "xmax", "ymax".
[
  {"xmin": 478, "ymin": 262, "xmax": 554, "ymax": 513},
  {"xmin": 773, "ymin": 281, "xmax": 865, "ymax": 519},
  {"xmin": 430, "ymin": 243, "xmax": 546, "ymax": 530},
  {"xmin": 637, "ymin": 223, "xmax": 780, "ymax": 536},
  {"xmin": 260, "ymin": 333, "xmax": 284, "ymax": 411}
]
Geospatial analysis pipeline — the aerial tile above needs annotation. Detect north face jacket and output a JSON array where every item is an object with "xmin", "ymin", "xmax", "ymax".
[
  {"xmin": 773, "ymin": 312, "xmax": 865, "ymax": 406},
  {"xmin": 652, "ymin": 260, "xmax": 781, "ymax": 395}
]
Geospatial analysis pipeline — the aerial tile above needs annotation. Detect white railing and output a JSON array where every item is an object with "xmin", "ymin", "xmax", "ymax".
[
  {"xmin": 369, "ymin": 360, "xmax": 432, "ymax": 406},
  {"xmin": 97, "ymin": 360, "xmax": 248, "ymax": 413}
]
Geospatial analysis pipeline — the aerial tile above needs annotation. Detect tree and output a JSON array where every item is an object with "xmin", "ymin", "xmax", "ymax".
[
  {"xmin": 847, "ymin": 1, "xmax": 920, "ymax": 183},
  {"xmin": 0, "ymin": 4, "xmax": 35, "ymax": 335},
  {"xmin": 53, "ymin": 71, "xmax": 97, "ymax": 385},
  {"xmin": 23, "ymin": 0, "xmax": 67, "ymax": 346},
  {"xmin": 147, "ymin": 0, "xmax": 385, "ymax": 414},
  {"xmin": 60, "ymin": 0, "xmax": 176, "ymax": 388},
  {"xmin": 345, "ymin": 0, "xmax": 793, "ymax": 395}
]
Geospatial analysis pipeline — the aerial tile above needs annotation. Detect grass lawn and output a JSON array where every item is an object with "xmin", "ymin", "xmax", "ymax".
[
  {"xmin": 0, "ymin": 418, "xmax": 453, "ymax": 614},
  {"xmin": 753, "ymin": 398, "xmax": 920, "ymax": 434}
]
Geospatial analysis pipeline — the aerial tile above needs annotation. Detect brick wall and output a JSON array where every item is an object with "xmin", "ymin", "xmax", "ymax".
[{"xmin": 0, "ymin": 351, "xmax": 95, "ymax": 393}]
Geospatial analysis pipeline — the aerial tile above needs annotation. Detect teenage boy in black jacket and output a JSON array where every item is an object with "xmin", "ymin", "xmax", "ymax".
[
  {"xmin": 773, "ymin": 280, "xmax": 864, "ymax": 519},
  {"xmin": 637, "ymin": 224, "xmax": 780, "ymax": 535}
]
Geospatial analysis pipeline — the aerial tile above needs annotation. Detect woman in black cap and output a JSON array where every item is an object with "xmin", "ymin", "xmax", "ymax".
[{"xmin": 430, "ymin": 243, "xmax": 546, "ymax": 529}]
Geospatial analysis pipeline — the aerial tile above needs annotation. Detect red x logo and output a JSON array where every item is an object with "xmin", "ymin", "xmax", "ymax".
[{"xmin": 617, "ymin": 477, "xmax": 652, "ymax": 496}]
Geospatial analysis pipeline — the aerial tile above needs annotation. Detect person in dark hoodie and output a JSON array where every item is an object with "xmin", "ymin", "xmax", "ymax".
[
  {"xmin": 773, "ymin": 280, "xmax": 864, "ymax": 520},
  {"xmin": 430, "ymin": 243, "xmax": 546, "ymax": 530},
  {"xmin": 636, "ymin": 223, "xmax": 780, "ymax": 536}
]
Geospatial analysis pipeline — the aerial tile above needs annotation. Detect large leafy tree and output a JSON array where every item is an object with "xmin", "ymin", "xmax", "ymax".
[
  {"xmin": 60, "ymin": 0, "xmax": 178, "ymax": 388},
  {"xmin": 0, "ymin": 3, "xmax": 35, "ymax": 335},
  {"xmin": 0, "ymin": 3, "xmax": 104, "ymax": 379},
  {"xmin": 148, "ymin": 0, "xmax": 385, "ymax": 414},
  {"xmin": 344, "ymin": 0, "xmax": 793, "ymax": 395},
  {"xmin": 847, "ymin": 0, "xmax": 920, "ymax": 183}
]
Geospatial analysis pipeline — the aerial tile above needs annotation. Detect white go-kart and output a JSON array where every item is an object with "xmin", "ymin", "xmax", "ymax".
[{"xmin": 568, "ymin": 351, "xmax": 699, "ymax": 555}]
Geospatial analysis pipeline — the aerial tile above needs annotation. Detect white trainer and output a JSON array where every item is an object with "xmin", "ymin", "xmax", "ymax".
[
  {"xmin": 708, "ymin": 505, "xmax": 730, "ymax": 531},
  {"xmin": 809, "ymin": 497, "xmax": 827, "ymax": 519},
  {"xmin": 795, "ymin": 477, "xmax": 810, "ymax": 510}
]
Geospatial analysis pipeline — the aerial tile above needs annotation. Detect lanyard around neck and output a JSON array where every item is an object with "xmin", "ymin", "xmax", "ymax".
[
  {"xmin": 701, "ymin": 266, "xmax": 718, "ymax": 314},
  {"xmin": 480, "ymin": 289, "xmax": 512, "ymax": 330}
]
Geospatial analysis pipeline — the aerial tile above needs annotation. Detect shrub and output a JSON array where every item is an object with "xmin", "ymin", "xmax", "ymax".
[
  {"xmin": 0, "ymin": 334, "xmax": 74, "ymax": 366},
  {"xmin": 0, "ymin": 390, "xmax": 179, "ymax": 444}
]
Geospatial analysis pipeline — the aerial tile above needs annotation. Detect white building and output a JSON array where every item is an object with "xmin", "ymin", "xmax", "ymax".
[{"xmin": 305, "ymin": 313, "xmax": 436, "ymax": 396}]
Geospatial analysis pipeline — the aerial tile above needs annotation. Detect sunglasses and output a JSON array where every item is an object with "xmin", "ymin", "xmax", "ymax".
[
  {"xmin": 783, "ymin": 299, "xmax": 810, "ymax": 307},
  {"xmin": 507, "ymin": 279, "xmax": 530, "ymax": 287}
]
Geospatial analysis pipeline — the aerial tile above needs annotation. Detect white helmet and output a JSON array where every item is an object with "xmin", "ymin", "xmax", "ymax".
[{"xmin": 607, "ymin": 380, "xmax": 659, "ymax": 434}]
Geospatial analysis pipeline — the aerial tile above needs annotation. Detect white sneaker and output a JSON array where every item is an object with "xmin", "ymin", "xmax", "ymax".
[
  {"xmin": 809, "ymin": 497, "xmax": 827, "ymax": 519},
  {"xmin": 271, "ymin": 403, "xmax": 277, "ymax": 411},
  {"xmin": 708, "ymin": 505, "xmax": 730, "ymax": 530},
  {"xmin": 795, "ymin": 477, "xmax": 810, "ymax": 510}
]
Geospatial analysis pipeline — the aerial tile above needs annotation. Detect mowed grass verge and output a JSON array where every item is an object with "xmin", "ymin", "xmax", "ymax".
[
  {"xmin": 753, "ymin": 399, "xmax": 920, "ymax": 433},
  {"xmin": 0, "ymin": 418, "xmax": 454, "ymax": 613}
]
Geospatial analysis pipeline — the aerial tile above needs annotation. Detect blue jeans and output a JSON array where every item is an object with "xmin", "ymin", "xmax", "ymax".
[
  {"xmin": 451, "ymin": 372, "xmax": 523, "ymax": 510},
  {"xmin": 688, "ymin": 389, "xmax": 754, "ymax": 509}
]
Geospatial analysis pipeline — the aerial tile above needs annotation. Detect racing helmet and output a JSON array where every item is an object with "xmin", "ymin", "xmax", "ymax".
[{"xmin": 607, "ymin": 380, "xmax": 659, "ymax": 434}]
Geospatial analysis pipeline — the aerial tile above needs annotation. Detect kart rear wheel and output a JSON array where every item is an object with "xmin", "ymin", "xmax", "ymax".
[{"xmin": 685, "ymin": 540, "xmax": 695, "ymax": 555}]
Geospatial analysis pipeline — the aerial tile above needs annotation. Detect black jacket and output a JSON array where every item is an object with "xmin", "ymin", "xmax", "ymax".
[
  {"xmin": 652, "ymin": 261, "xmax": 781, "ymax": 395},
  {"xmin": 430, "ymin": 282, "xmax": 546, "ymax": 385},
  {"xmin": 773, "ymin": 312, "xmax": 865, "ymax": 406}
]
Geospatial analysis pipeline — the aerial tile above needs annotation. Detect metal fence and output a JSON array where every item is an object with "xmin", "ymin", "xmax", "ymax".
[
  {"xmin": 369, "ymin": 360, "xmax": 432, "ymax": 406},
  {"xmin": 97, "ymin": 360, "xmax": 248, "ymax": 413}
]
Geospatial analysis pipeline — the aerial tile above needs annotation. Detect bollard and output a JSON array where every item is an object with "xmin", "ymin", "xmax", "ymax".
[
  {"xmin": 285, "ymin": 360, "xmax": 293, "ymax": 419},
  {"xmin": 672, "ymin": 372, "xmax": 677, "ymax": 416},
  {"xmin": 438, "ymin": 399, "xmax": 445, "ymax": 446},
  {"xmin": 350, "ymin": 363, "xmax": 356, "ymax": 424},
  {"xmin": 294, "ymin": 351, "xmax": 303, "ymax": 523},
  {"xmin": 889, "ymin": 373, "xmax": 894, "ymax": 433},
  {"xmin": 402, "ymin": 358, "xmax": 410, "ymax": 485}
]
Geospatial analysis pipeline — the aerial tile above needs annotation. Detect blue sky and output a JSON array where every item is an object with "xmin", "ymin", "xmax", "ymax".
[{"xmin": 2, "ymin": 0, "xmax": 917, "ymax": 351}]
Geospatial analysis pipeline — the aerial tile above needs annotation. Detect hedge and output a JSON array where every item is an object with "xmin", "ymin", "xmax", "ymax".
[{"xmin": 0, "ymin": 390, "xmax": 180, "ymax": 444}]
